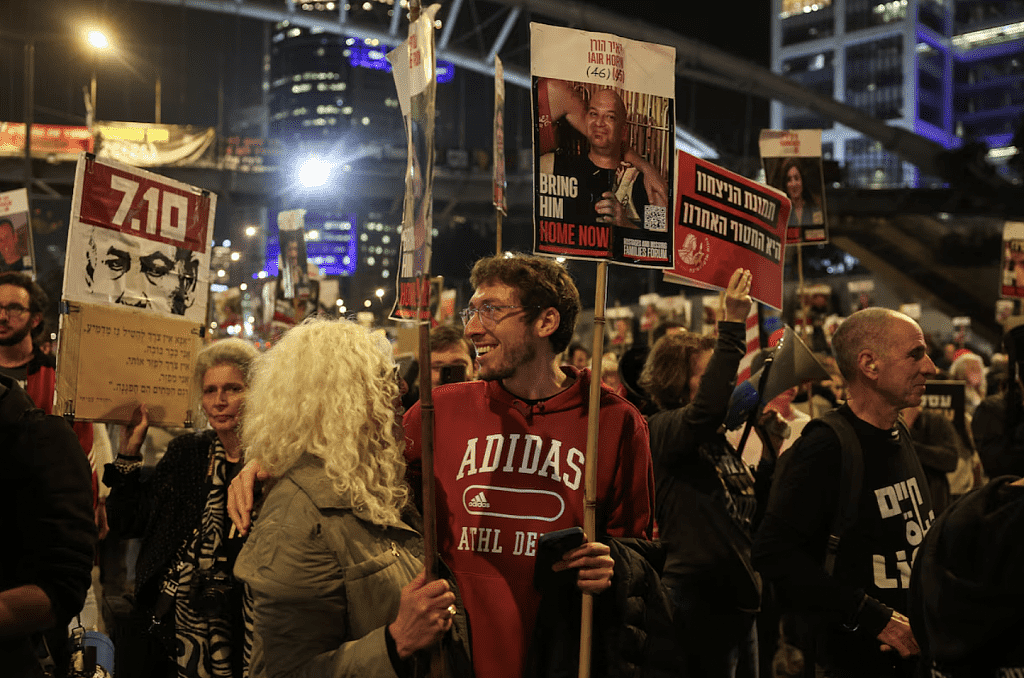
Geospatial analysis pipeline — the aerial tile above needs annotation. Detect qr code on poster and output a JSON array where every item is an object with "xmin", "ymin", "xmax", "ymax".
[{"xmin": 644, "ymin": 205, "xmax": 667, "ymax": 232}]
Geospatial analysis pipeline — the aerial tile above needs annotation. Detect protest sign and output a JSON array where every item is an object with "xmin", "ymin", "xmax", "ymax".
[
  {"xmin": 759, "ymin": 129, "xmax": 828, "ymax": 244},
  {"xmin": 666, "ymin": 151, "xmax": 789, "ymax": 310},
  {"xmin": 388, "ymin": 4, "xmax": 440, "ymax": 320},
  {"xmin": 58, "ymin": 155, "xmax": 214, "ymax": 425},
  {"xmin": 55, "ymin": 302, "xmax": 201, "ymax": 425},
  {"xmin": 921, "ymin": 379, "xmax": 969, "ymax": 451},
  {"xmin": 0, "ymin": 188, "xmax": 34, "ymax": 275},
  {"xmin": 63, "ymin": 154, "xmax": 213, "ymax": 323},
  {"xmin": 531, "ymin": 23, "xmax": 675, "ymax": 268},
  {"xmin": 1000, "ymin": 221, "xmax": 1024, "ymax": 298}
]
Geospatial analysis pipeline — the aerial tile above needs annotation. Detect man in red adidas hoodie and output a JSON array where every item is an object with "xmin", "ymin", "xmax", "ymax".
[{"xmin": 402, "ymin": 253, "xmax": 654, "ymax": 678}]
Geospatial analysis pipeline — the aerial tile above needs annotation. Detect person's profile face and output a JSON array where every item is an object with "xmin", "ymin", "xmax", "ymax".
[
  {"xmin": 0, "ymin": 222, "xmax": 17, "ymax": 262},
  {"xmin": 86, "ymin": 228, "xmax": 195, "ymax": 315},
  {"xmin": 785, "ymin": 165, "xmax": 803, "ymax": 201},
  {"xmin": 688, "ymin": 348, "xmax": 713, "ymax": 403},
  {"xmin": 586, "ymin": 90, "xmax": 626, "ymax": 153}
]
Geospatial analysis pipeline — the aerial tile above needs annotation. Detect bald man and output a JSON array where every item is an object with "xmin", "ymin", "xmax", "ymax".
[
  {"xmin": 753, "ymin": 308, "xmax": 938, "ymax": 677},
  {"xmin": 540, "ymin": 88, "xmax": 665, "ymax": 230}
]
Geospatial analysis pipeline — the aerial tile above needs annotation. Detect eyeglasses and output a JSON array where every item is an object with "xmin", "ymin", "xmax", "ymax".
[
  {"xmin": 459, "ymin": 304, "xmax": 541, "ymax": 325},
  {"xmin": 0, "ymin": 303, "xmax": 30, "ymax": 318}
]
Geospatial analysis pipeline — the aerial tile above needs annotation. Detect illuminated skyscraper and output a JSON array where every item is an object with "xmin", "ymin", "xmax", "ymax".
[{"xmin": 772, "ymin": 0, "xmax": 1023, "ymax": 187}]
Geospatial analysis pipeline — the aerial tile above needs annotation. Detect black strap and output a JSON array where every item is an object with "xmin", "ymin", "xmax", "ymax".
[{"xmin": 818, "ymin": 410, "xmax": 864, "ymax": 577}]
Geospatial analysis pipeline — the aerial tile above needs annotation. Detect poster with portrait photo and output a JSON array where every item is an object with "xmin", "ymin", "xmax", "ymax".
[
  {"xmin": 271, "ymin": 209, "xmax": 319, "ymax": 332},
  {"xmin": 0, "ymin": 188, "xmax": 35, "ymax": 276},
  {"xmin": 1000, "ymin": 221, "xmax": 1024, "ymax": 299},
  {"xmin": 759, "ymin": 129, "xmax": 828, "ymax": 245},
  {"xmin": 531, "ymin": 23, "xmax": 675, "ymax": 268},
  {"xmin": 63, "ymin": 155, "xmax": 214, "ymax": 324}
]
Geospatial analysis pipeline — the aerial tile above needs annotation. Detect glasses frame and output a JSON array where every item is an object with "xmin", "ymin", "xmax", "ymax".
[
  {"xmin": 459, "ymin": 304, "xmax": 543, "ymax": 326},
  {"xmin": 0, "ymin": 303, "xmax": 31, "ymax": 318}
]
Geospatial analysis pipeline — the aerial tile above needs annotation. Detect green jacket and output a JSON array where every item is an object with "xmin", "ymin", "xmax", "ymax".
[{"xmin": 236, "ymin": 454, "xmax": 446, "ymax": 678}]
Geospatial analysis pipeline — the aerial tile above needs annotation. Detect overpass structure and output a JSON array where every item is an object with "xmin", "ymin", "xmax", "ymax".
[{"xmin": 7, "ymin": 0, "xmax": 1023, "ymax": 343}]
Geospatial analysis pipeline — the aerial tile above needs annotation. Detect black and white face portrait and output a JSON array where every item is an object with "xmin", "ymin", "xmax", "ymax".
[{"xmin": 84, "ymin": 227, "xmax": 199, "ymax": 316}]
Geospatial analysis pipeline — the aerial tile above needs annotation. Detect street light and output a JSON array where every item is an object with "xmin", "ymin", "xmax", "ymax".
[
  {"xmin": 87, "ymin": 30, "xmax": 109, "ymax": 49},
  {"xmin": 85, "ymin": 28, "xmax": 110, "ymax": 129},
  {"xmin": 299, "ymin": 156, "xmax": 330, "ymax": 188}
]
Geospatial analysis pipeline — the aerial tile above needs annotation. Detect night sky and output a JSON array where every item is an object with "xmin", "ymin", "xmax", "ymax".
[{"xmin": 2, "ymin": 0, "xmax": 773, "ymax": 158}]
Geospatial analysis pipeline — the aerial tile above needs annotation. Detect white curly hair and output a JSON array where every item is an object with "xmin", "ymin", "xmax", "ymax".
[{"xmin": 241, "ymin": 317, "xmax": 408, "ymax": 525}]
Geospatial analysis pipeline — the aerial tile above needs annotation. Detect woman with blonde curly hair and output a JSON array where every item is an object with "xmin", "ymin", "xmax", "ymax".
[{"xmin": 234, "ymin": 317, "xmax": 465, "ymax": 678}]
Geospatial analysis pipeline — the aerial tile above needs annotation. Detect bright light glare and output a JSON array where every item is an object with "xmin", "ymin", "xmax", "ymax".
[
  {"xmin": 87, "ymin": 30, "xmax": 109, "ymax": 49},
  {"xmin": 375, "ymin": 288, "xmax": 385, "ymax": 298},
  {"xmin": 299, "ymin": 157, "xmax": 330, "ymax": 188},
  {"xmin": 245, "ymin": 226, "xmax": 257, "ymax": 237},
  {"xmin": 364, "ymin": 299, "xmax": 372, "ymax": 308}
]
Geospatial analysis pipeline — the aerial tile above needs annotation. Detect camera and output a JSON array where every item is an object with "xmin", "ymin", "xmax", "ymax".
[{"xmin": 188, "ymin": 568, "xmax": 235, "ymax": 618}]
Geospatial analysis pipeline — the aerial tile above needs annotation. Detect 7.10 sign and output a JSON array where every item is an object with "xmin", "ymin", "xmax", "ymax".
[
  {"xmin": 63, "ymin": 154, "xmax": 215, "ymax": 323},
  {"xmin": 78, "ymin": 156, "xmax": 211, "ymax": 253}
]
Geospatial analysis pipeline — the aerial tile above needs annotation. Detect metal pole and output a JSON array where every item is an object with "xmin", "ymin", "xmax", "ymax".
[
  {"xmin": 90, "ymin": 51, "xmax": 98, "ymax": 130},
  {"xmin": 23, "ymin": 42, "xmax": 34, "ymax": 214}
]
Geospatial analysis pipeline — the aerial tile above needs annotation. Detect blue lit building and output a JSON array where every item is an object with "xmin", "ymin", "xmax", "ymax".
[
  {"xmin": 265, "ymin": 1, "xmax": 443, "ymax": 308},
  {"xmin": 771, "ymin": 0, "xmax": 1024, "ymax": 187}
]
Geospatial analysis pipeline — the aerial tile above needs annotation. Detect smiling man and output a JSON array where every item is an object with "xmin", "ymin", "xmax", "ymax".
[
  {"xmin": 402, "ymin": 253, "xmax": 654, "ymax": 678},
  {"xmin": 754, "ymin": 308, "xmax": 938, "ymax": 677}
]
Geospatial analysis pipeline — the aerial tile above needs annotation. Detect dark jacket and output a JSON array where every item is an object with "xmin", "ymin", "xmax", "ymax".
[
  {"xmin": 646, "ymin": 321, "xmax": 767, "ymax": 611},
  {"xmin": 910, "ymin": 476, "xmax": 1024, "ymax": 676},
  {"xmin": 525, "ymin": 538, "xmax": 680, "ymax": 678},
  {"xmin": 971, "ymin": 393, "xmax": 1024, "ymax": 478},
  {"xmin": 1, "ymin": 375, "xmax": 95, "ymax": 677},
  {"xmin": 103, "ymin": 429, "xmax": 217, "ymax": 610}
]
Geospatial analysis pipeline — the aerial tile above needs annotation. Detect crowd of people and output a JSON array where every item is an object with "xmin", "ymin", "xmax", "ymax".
[{"xmin": 4, "ymin": 257, "xmax": 1024, "ymax": 678}]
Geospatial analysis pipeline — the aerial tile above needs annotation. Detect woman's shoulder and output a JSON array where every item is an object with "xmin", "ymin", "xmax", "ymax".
[{"xmin": 160, "ymin": 430, "xmax": 215, "ymax": 465}]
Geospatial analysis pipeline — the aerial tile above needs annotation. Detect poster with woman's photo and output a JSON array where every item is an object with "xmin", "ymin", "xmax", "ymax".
[
  {"xmin": 0, "ymin": 188, "xmax": 35, "ymax": 275},
  {"xmin": 531, "ymin": 23, "xmax": 675, "ymax": 268},
  {"xmin": 759, "ymin": 129, "xmax": 828, "ymax": 245}
]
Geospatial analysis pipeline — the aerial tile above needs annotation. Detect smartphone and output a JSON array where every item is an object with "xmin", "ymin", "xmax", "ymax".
[
  {"xmin": 439, "ymin": 364, "xmax": 467, "ymax": 385},
  {"xmin": 532, "ymin": 526, "xmax": 585, "ymax": 592}
]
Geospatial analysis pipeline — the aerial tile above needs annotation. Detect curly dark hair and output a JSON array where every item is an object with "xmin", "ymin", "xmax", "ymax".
[
  {"xmin": 469, "ymin": 253, "xmax": 580, "ymax": 354},
  {"xmin": 638, "ymin": 331, "xmax": 716, "ymax": 411},
  {"xmin": 0, "ymin": 272, "xmax": 48, "ymax": 340}
]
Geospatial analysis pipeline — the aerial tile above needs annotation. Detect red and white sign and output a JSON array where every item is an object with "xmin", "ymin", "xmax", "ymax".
[
  {"xmin": 78, "ymin": 156, "xmax": 210, "ymax": 253},
  {"xmin": 64, "ymin": 155, "xmax": 214, "ymax": 323},
  {"xmin": 665, "ymin": 151, "xmax": 789, "ymax": 310}
]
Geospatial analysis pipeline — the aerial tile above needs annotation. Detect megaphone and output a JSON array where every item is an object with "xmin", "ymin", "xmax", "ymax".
[{"xmin": 725, "ymin": 325, "xmax": 831, "ymax": 430}]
